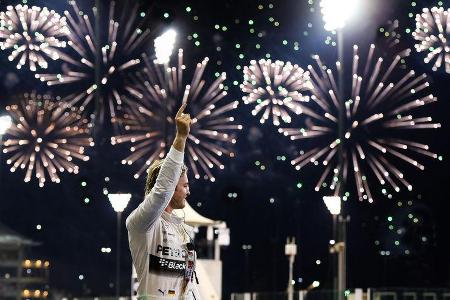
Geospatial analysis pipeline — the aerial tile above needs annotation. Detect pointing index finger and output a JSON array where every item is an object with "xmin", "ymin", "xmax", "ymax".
[{"xmin": 176, "ymin": 102, "xmax": 187, "ymax": 118}]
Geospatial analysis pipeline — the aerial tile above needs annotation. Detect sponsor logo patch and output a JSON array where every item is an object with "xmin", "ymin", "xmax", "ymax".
[
  {"xmin": 149, "ymin": 254, "xmax": 185, "ymax": 275},
  {"xmin": 156, "ymin": 244, "xmax": 186, "ymax": 258}
]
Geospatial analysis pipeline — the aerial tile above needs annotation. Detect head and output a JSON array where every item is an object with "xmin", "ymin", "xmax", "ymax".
[{"xmin": 145, "ymin": 159, "xmax": 190, "ymax": 212}]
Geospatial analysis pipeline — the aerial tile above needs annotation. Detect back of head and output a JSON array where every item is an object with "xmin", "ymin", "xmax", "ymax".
[
  {"xmin": 145, "ymin": 160, "xmax": 165, "ymax": 196},
  {"xmin": 144, "ymin": 159, "xmax": 188, "ymax": 196}
]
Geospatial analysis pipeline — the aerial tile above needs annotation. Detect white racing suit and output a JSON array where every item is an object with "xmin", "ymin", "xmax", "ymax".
[{"xmin": 126, "ymin": 147, "xmax": 201, "ymax": 300}]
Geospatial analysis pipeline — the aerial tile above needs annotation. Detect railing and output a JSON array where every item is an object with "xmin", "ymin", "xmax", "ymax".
[
  {"xmin": 25, "ymin": 288, "xmax": 450, "ymax": 300},
  {"xmin": 230, "ymin": 288, "xmax": 450, "ymax": 300},
  {"xmin": 369, "ymin": 288, "xmax": 450, "ymax": 300},
  {"xmin": 231, "ymin": 290, "xmax": 341, "ymax": 300}
]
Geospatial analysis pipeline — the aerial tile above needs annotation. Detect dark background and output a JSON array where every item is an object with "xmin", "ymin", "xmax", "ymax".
[{"xmin": 0, "ymin": 0, "xmax": 449, "ymax": 298}]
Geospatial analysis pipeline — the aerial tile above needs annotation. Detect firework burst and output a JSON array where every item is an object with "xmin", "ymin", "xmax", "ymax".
[
  {"xmin": 279, "ymin": 44, "xmax": 440, "ymax": 202},
  {"xmin": 0, "ymin": 4, "xmax": 69, "ymax": 71},
  {"xmin": 111, "ymin": 49, "xmax": 242, "ymax": 181},
  {"xmin": 35, "ymin": 0, "xmax": 151, "ymax": 123},
  {"xmin": 413, "ymin": 7, "xmax": 450, "ymax": 73},
  {"xmin": 241, "ymin": 59, "xmax": 311, "ymax": 126},
  {"xmin": 2, "ymin": 93, "xmax": 94, "ymax": 187}
]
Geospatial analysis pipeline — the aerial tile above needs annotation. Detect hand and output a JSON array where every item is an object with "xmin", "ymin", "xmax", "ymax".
[{"xmin": 175, "ymin": 102, "xmax": 191, "ymax": 138}]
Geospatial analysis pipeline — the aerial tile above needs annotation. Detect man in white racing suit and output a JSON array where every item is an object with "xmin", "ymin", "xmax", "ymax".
[{"xmin": 126, "ymin": 102, "xmax": 201, "ymax": 299}]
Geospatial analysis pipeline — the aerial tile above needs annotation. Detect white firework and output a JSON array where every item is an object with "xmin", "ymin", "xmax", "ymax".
[
  {"xmin": 35, "ymin": 1, "xmax": 151, "ymax": 123},
  {"xmin": 241, "ymin": 59, "xmax": 311, "ymax": 126},
  {"xmin": 279, "ymin": 44, "xmax": 441, "ymax": 202},
  {"xmin": 0, "ymin": 4, "xmax": 69, "ymax": 71},
  {"xmin": 413, "ymin": 7, "xmax": 450, "ymax": 73},
  {"xmin": 2, "ymin": 93, "xmax": 94, "ymax": 187},
  {"xmin": 112, "ymin": 49, "xmax": 242, "ymax": 181}
]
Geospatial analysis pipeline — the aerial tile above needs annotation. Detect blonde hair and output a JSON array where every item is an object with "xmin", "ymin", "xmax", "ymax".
[{"xmin": 144, "ymin": 159, "xmax": 187, "ymax": 195}]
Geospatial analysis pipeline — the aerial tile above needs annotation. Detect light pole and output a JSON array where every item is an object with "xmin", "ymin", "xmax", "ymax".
[
  {"xmin": 108, "ymin": 193, "xmax": 132, "ymax": 297},
  {"xmin": 323, "ymin": 196, "xmax": 350, "ymax": 300},
  {"xmin": 285, "ymin": 237, "xmax": 297, "ymax": 300},
  {"xmin": 323, "ymin": 196, "xmax": 343, "ymax": 299},
  {"xmin": 320, "ymin": 0, "xmax": 360, "ymax": 298},
  {"xmin": 320, "ymin": 0, "xmax": 360, "ymax": 190},
  {"xmin": 242, "ymin": 244, "xmax": 252, "ymax": 291},
  {"xmin": 320, "ymin": 0, "xmax": 358, "ymax": 192}
]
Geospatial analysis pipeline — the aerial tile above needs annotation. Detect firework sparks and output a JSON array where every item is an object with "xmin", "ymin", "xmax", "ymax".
[
  {"xmin": 2, "ymin": 93, "xmax": 94, "ymax": 187},
  {"xmin": 0, "ymin": 4, "xmax": 69, "ymax": 71},
  {"xmin": 413, "ymin": 7, "xmax": 450, "ymax": 73},
  {"xmin": 35, "ymin": 1, "xmax": 151, "ymax": 123},
  {"xmin": 111, "ymin": 49, "xmax": 242, "ymax": 181},
  {"xmin": 241, "ymin": 59, "xmax": 311, "ymax": 126},
  {"xmin": 377, "ymin": 19, "xmax": 411, "ymax": 60},
  {"xmin": 279, "ymin": 44, "xmax": 440, "ymax": 202}
]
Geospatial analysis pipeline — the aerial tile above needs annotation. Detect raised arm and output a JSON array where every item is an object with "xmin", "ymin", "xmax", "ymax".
[
  {"xmin": 126, "ymin": 103, "xmax": 191, "ymax": 232},
  {"xmin": 172, "ymin": 102, "xmax": 190, "ymax": 152}
]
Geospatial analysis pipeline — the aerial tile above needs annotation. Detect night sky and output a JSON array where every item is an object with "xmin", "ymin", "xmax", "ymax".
[{"xmin": 0, "ymin": 0, "xmax": 449, "ymax": 298}]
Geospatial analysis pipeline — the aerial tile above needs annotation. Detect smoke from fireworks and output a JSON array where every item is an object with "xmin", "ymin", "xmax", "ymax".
[
  {"xmin": 0, "ymin": 4, "xmax": 69, "ymax": 71},
  {"xmin": 413, "ymin": 7, "xmax": 450, "ymax": 73},
  {"xmin": 279, "ymin": 44, "xmax": 440, "ymax": 202},
  {"xmin": 35, "ymin": 1, "xmax": 151, "ymax": 123},
  {"xmin": 111, "ymin": 49, "xmax": 242, "ymax": 181},
  {"xmin": 241, "ymin": 59, "xmax": 311, "ymax": 126},
  {"xmin": 2, "ymin": 93, "xmax": 94, "ymax": 187}
]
